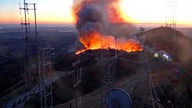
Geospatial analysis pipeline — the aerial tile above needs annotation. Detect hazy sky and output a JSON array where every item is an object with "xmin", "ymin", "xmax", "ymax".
[{"xmin": 0, "ymin": 0, "xmax": 192, "ymax": 26}]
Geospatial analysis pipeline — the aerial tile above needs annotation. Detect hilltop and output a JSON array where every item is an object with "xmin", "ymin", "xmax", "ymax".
[{"xmin": 53, "ymin": 27, "xmax": 192, "ymax": 108}]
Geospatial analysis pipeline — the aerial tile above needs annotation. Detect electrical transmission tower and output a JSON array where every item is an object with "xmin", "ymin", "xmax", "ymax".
[{"xmin": 165, "ymin": 0, "xmax": 177, "ymax": 29}]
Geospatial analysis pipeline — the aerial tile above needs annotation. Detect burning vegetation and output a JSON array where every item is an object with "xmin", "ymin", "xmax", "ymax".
[
  {"xmin": 76, "ymin": 31, "xmax": 142, "ymax": 54},
  {"xmin": 72, "ymin": 0, "xmax": 143, "ymax": 54}
]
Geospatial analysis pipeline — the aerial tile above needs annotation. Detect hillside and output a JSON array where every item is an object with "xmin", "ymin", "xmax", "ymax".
[
  {"xmin": 144, "ymin": 27, "xmax": 192, "ymax": 67},
  {"xmin": 1, "ymin": 27, "xmax": 192, "ymax": 108},
  {"xmin": 53, "ymin": 27, "xmax": 192, "ymax": 108}
]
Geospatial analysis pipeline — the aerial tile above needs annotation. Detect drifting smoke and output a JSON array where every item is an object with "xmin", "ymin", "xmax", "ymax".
[
  {"xmin": 72, "ymin": 0, "xmax": 142, "ymax": 54},
  {"xmin": 72, "ymin": 0, "xmax": 135, "ymax": 36}
]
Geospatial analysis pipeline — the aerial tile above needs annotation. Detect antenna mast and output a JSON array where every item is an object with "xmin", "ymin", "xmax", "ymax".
[
  {"xmin": 165, "ymin": 0, "xmax": 177, "ymax": 29},
  {"xmin": 20, "ymin": 0, "xmax": 38, "ymax": 94}
]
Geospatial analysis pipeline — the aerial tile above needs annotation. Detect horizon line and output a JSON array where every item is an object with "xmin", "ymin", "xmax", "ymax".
[{"xmin": 0, "ymin": 22, "xmax": 191, "ymax": 28}]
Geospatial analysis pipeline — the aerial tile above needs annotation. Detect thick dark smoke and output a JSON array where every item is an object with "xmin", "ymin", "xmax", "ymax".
[{"xmin": 72, "ymin": 0, "xmax": 136, "ymax": 38}]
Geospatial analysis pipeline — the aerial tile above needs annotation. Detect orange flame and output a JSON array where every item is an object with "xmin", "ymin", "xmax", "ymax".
[{"xmin": 76, "ymin": 32, "xmax": 143, "ymax": 54}]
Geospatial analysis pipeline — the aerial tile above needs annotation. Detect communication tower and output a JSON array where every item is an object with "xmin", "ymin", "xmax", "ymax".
[
  {"xmin": 165, "ymin": 0, "xmax": 177, "ymax": 29},
  {"xmin": 20, "ymin": 0, "xmax": 54, "ymax": 107},
  {"xmin": 72, "ymin": 58, "xmax": 82, "ymax": 108},
  {"xmin": 100, "ymin": 3, "xmax": 117, "ymax": 90},
  {"xmin": 99, "ymin": 39, "xmax": 118, "ymax": 108},
  {"xmin": 100, "ymin": 39, "xmax": 117, "ymax": 89},
  {"xmin": 19, "ymin": 0, "xmax": 38, "ymax": 94},
  {"xmin": 38, "ymin": 47, "xmax": 54, "ymax": 108}
]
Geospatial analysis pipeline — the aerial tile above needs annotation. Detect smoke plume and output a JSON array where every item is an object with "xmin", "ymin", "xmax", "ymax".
[
  {"xmin": 72, "ymin": 0, "xmax": 135, "ymax": 37},
  {"xmin": 72, "ymin": 0, "xmax": 142, "ymax": 54}
]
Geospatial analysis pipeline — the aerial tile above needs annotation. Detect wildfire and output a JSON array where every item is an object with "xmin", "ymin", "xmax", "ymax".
[
  {"xmin": 76, "ymin": 32, "xmax": 143, "ymax": 54},
  {"xmin": 72, "ymin": 0, "xmax": 142, "ymax": 54}
]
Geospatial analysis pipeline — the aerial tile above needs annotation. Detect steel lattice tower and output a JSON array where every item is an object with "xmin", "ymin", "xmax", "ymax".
[
  {"xmin": 20, "ymin": 0, "xmax": 38, "ymax": 94},
  {"xmin": 38, "ymin": 47, "xmax": 54, "ymax": 108},
  {"xmin": 20, "ymin": 1, "xmax": 54, "ymax": 107}
]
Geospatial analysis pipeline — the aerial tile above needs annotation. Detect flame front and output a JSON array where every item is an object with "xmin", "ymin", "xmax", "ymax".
[{"xmin": 76, "ymin": 32, "xmax": 143, "ymax": 54}]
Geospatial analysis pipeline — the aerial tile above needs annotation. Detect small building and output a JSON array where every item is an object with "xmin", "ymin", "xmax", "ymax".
[{"xmin": 153, "ymin": 50, "xmax": 172, "ymax": 61}]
